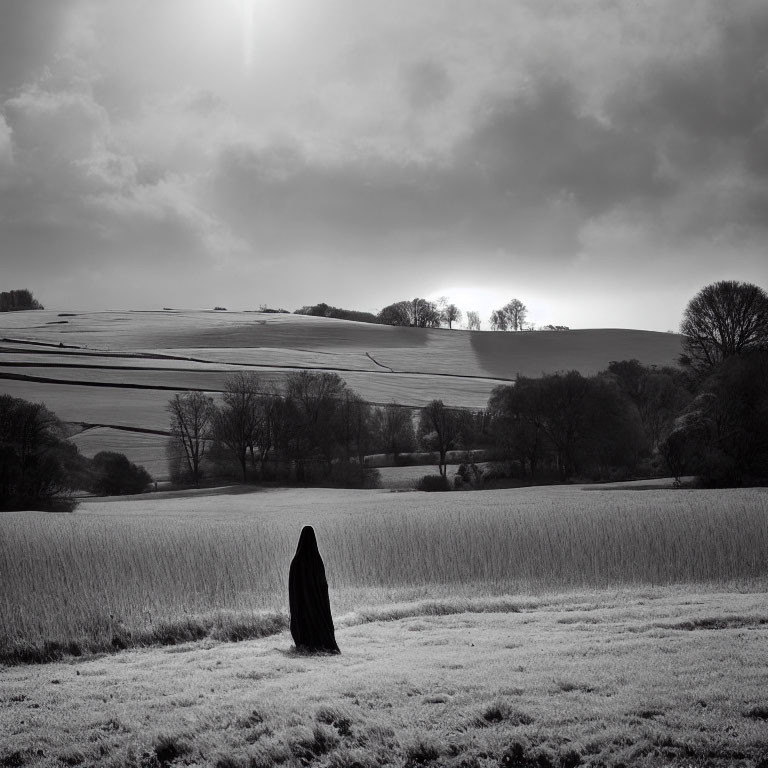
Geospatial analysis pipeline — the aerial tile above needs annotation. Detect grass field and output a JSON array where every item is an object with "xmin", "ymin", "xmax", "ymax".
[
  {"xmin": 2, "ymin": 485, "xmax": 766, "ymax": 665},
  {"xmin": 2, "ymin": 590, "xmax": 767, "ymax": 768},
  {"xmin": 1, "ymin": 485, "xmax": 768, "ymax": 767},
  {"xmin": 0, "ymin": 310, "xmax": 683, "ymax": 471}
]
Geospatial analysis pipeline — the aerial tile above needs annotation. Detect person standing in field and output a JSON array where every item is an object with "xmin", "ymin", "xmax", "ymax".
[{"xmin": 289, "ymin": 526, "xmax": 340, "ymax": 654}]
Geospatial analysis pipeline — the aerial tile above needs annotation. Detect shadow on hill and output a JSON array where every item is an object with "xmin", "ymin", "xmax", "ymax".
[{"xmin": 471, "ymin": 328, "xmax": 683, "ymax": 379}]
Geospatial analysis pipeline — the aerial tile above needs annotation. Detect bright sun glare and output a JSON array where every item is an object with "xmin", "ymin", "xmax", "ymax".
[
  {"xmin": 231, "ymin": 0, "xmax": 298, "ymax": 73},
  {"xmin": 240, "ymin": 0, "xmax": 255, "ymax": 71}
]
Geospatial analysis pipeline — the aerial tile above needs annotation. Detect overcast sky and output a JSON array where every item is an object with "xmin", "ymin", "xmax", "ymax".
[{"xmin": 1, "ymin": 1, "xmax": 767, "ymax": 330}]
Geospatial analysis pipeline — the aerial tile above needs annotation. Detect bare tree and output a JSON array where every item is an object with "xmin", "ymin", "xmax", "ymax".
[
  {"xmin": 490, "ymin": 309, "xmax": 509, "ymax": 331},
  {"xmin": 167, "ymin": 392, "xmax": 216, "ymax": 486},
  {"xmin": 339, "ymin": 390, "xmax": 374, "ymax": 466},
  {"xmin": 250, "ymin": 387, "xmax": 281, "ymax": 476},
  {"xmin": 377, "ymin": 300, "xmax": 412, "ymax": 326},
  {"xmin": 378, "ymin": 298, "xmax": 441, "ymax": 328},
  {"xmin": 466, "ymin": 311, "xmax": 481, "ymax": 331},
  {"xmin": 490, "ymin": 299, "xmax": 528, "ymax": 331},
  {"xmin": 374, "ymin": 402, "xmax": 416, "ymax": 458},
  {"xmin": 681, "ymin": 280, "xmax": 768, "ymax": 373},
  {"xmin": 214, "ymin": 372, "xmax": 261, "ymax": 482},
  {"xmin": 285, "ymin": 371, "xmax": 347, "ymax": 478},
  {"xmin": 504, "ymin": 299, "xmax": 528, "ymax": 331},
  {"xmin": 442, "ymin": 303, "xmax": 462, "ymax": 329},
  {"xmin": 419, "ymin": 399, "xmax": 462, "ymax": 477},
  {"xmin": 409, "ymin": 297, "xmax": 442, "ymax": 328}
]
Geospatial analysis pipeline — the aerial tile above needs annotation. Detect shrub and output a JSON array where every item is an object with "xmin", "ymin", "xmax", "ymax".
[
  {"xmin": 89, "ymin": 452, "xmax": 152, "ymax": 496},
  {"xmin": 454, "ymin": 462, "xmax": 484, "ymax": 490},
  {"xmin": 415, "ymin": 474, "xmax": 451, "ymax": 492}
]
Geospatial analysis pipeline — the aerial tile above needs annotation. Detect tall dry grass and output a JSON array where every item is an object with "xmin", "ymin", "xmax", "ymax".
[{"xmin": 1, "ymin": 486, "xmax": 766, "ymax": 662}]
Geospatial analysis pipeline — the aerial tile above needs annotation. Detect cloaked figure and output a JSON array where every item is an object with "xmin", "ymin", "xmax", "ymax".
[{"xmin": 289, "ymin": 526, "xmax": 340, "ymax": 654}]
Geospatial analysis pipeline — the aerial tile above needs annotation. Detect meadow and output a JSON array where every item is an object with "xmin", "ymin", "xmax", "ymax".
[
  {"xmin": 2, "ymin": 485, "xmax": 766, "ymax": 665},
  {"xmin": 1, "ymin": 485, "xmax": 768, "ymax": 767}
]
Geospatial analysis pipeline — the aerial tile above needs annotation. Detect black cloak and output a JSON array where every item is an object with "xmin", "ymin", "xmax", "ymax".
[{"xmin": 289, "ymin": 526, "xmax": 340, "ymax": 653}]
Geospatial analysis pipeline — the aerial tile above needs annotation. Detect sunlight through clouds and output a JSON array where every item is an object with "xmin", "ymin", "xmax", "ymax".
[
  {"xmin": 240, "ymin": 0, "xmax": 254, "ymax": 72},
  {"xmin": 0, "ymin": 0, "xmax": 767, "ymax": 323}
]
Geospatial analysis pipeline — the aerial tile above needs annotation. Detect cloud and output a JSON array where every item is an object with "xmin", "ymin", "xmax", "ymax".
[
  {"xmin": 0, "ymin": 54, "xmax": 245, "ymax": 294},
  {"xmin": 4, "ymin": 82, "xmax": 108, "ymax": 182},
  {"xmin": 0, "ymin": 115, "xmax": 12, "ymax": 168},
  {"xmin": 0, "ymin": 0, "xmax": 767, "ymax": 325},
  {"xmin": 401, "ymin": 59, "xmax": 453, "ymax": 111},
  {"xmin": 204, "ymin": 71, "xmax": 670, "ymax": 267}
]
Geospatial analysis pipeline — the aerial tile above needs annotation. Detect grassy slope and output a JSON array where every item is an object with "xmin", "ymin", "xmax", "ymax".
[
  {"xmin": 0, "ymin": 310, "xmax": 683, "ymax": 473},
  {"xmin": 2, "ymin": 590, "xmax": 767, "ymax": 768},
  {"xmin": 0, "ymin": 310, "xmax": 683, "ymax": 378}
]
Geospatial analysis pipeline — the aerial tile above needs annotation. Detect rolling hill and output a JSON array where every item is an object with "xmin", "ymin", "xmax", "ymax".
[{"xmin": 0, "ymin": 309, "xmax": 683, "ymax": 478}]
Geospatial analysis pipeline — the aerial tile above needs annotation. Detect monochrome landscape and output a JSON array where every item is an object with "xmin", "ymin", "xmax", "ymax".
[{"xmin": 2, "ymin": 2, "xmax": 768, "ymax": 767}]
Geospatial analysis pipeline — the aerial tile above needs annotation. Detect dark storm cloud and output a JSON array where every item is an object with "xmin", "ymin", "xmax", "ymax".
[
  {"xmin": 603, "ymin": 4, "xmax": 768, "ymax": 235},
  {"xmin": 208, "ymin": 73, "xmax": 670, "ymax": 260},
  {"xmin": 616, "ymin": 8, "xmax": 768, "ymax": 143},
  {"xmin": 458, "ymin": 77, "xmax": 669, "ymax": 215}
]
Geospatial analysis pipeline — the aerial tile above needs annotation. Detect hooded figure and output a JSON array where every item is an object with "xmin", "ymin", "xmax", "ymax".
[{"xmin": 289, "ymin": 526, "xmax": 340, "ymax": 654}]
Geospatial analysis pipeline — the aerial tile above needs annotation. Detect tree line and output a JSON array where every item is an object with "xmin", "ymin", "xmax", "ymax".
[
  {"xmin": 162, "ymin": 357, "xmax": 698, "ymax": 491},
  {"xmin": 178, "ymin": 280, "xmax": 768, "ymax": 490},
  {"xmin": 0, "ymin": 289, "xmax": 43, "ymax": 312},
  {"xmin": 166, "ymin": 371, "xmax": 417, "ymax": 487},
  {"xmin": 4, "ymin": 279, "xmax": 766, "ymax": 511},
  {"xmin": 297, "ymin": 297, "xmax": 533, "ymax": 332}
]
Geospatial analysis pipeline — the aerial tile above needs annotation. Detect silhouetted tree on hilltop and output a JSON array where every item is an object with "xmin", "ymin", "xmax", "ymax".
[{"xmin": 681, "ymin": 280, "xmax": 768, "ymax": 373}]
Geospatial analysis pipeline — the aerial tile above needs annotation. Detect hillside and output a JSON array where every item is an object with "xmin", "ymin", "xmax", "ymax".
[{"xmin": 0, "ymin": 310, "xmax": 683, "ymax": 478}]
